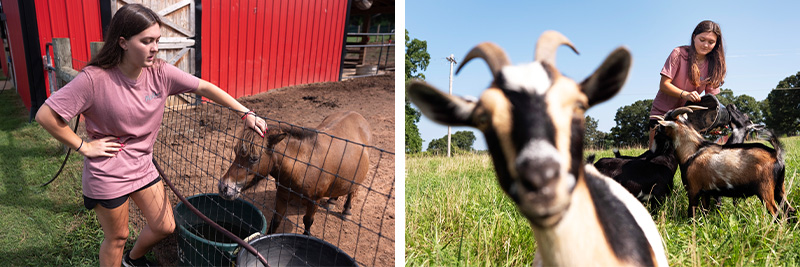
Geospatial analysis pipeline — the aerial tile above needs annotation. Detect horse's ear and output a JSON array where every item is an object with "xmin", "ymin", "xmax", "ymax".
[{"xmin": 267, "ymin": 133, "xmax": 287, "ymax": 147}]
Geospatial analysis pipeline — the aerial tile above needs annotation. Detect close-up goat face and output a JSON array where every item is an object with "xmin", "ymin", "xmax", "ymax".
[
  {"xmin": 474, "ymin": 60, "xmax": 588, "ymax": 226},
  {"xmin": 408, "ymin": 31, "xmax": 631, "ymax": 227}
]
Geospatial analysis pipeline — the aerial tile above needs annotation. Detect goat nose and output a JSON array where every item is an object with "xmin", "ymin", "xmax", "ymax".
[{"xmin": 517, "ymin": 158, "xmax": 560, "ymax": 191}]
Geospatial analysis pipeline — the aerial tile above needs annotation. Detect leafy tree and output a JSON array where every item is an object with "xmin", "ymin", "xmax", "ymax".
[
  {"xmin": 758, "ymin": 98, "xmax": 770, "ymax": 125},
  {"xmin": 609, "ymin": 99, "xmax": 653, "ymax": 147},
  {"xmin": 405, "ymin": 97, "xmax": 423, "ymax": 153},
  {"xmin": 765, "ymin": 72, "xmax": 800, "ymax": 136},
  {"xmin": 451, "ymin": 130, "xmax": 476, "ymax": 151},
  {"xmin": 584, "ymin": 116, "xmax": 608, "ymax": 149},
  {"xmin": 427, "ymin": 131, "xmax": 476, "ymax": 155},
  {"xmin": 405, "ymin": 30, "xmax": 431, "ymax": 153},
  {"xmin": 730, "ymin": 94, "xmax": 763, "ymax": 124},
  {"xmin": 405, "ymin": 29, "xmax": 430, "ymax": 82},
  {"xmin": 715, "ymin": 88, "xmax": 735, "ymax": 105},
  {"xmin": 427, "ymin": 137, "xmax": 447, "ymax": 155}
]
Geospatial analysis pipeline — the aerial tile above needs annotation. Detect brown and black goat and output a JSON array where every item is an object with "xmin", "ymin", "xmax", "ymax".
[
  {"xmin": 655, "ymin": 107, "xmax": 794, "ymax": 219},
  {"xmin": 408, "ymin": 31, "xmax": 667, "ymax": 266}
]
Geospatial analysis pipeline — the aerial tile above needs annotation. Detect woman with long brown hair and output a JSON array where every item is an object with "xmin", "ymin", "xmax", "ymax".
[
  {"xmin": 648, "ymin": 20, "xmax": 727, "ymax": 145},
  {"xmin": 35, "ymin": 4, "xmax": 267, "ymax": 266}
]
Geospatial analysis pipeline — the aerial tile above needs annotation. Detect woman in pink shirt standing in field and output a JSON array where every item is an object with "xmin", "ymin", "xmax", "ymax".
[
  {"xmin": 35, "ymin": 4, "xmax": 267, "ymax": 267},
  {"xmin": 648, "ymin": 20, "xmax": 727, "ymax": 146}
]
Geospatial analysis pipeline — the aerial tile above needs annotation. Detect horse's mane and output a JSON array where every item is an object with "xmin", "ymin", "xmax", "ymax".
[
  {"xmin": 236, "ymin": 127, "xmax": 264, "ymax": 157},
  {"xmin": 235, "ymin": 123, "xmax": 318, "ymax": 157},
  {"xmin": 274, "ymin": 123, "xmax": 317, "ymax": 140}
]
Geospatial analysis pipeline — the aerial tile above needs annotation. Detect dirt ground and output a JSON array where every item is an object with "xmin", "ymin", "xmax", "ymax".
[{"xmin": 147, "ymin": 74, "xmax": 395, "ymax": 266}]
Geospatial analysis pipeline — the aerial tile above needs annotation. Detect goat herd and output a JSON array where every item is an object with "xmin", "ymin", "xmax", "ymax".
[{"xmin": 408, "ymin": 31, "xmax": 794, "ymax": 266}]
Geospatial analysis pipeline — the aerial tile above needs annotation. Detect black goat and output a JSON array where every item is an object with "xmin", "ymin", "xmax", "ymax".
[
  {"xmin": 591, "ymin": 127, "xmax": 678, "ymax": 210},
  {"xmin": 725, "ymin": 103, "xmax": 763, "ymax": 145}
]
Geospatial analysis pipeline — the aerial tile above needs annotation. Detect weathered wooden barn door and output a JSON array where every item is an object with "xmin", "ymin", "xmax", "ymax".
[{"xmin": 110, "ymin": 0, "xmax": 196, "ymax": 107}]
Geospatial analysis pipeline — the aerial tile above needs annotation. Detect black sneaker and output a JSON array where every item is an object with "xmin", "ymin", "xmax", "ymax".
[{"xmin": 122, "ymin": 250, "xmax": 158, "ymax": 267}]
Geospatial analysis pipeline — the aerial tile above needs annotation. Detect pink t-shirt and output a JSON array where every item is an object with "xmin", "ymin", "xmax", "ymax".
[
  {"xmin": 45, "ymin": 62, "xmax": 199, "ymax": 199},
  {"xmin": 651, "ymin": 46, "xmax": 720, "ymax": 116}
]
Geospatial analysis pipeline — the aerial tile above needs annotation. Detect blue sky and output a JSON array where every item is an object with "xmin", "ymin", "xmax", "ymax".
[{"xmin": 405, "ymin": 0, "xmax": 800, "ymax": 151}]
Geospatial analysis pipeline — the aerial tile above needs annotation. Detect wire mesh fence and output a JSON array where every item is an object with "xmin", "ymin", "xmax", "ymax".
[{"xmin": 127, "ymin": 97, "xmax": 395, "ymax": 266}]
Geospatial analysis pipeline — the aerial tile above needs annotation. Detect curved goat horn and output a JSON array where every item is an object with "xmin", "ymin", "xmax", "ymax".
[
  {"xmin": 666, "ymin": 107, "xmax": 695, "ymax": 120},
  {"xmin": 685, "ymin": 105, "xmax": 708, "ymax": 111},
  {"xmin": 456, "ymin": 42, "xmax": 511, "ymax": 78},
  {"xmin": 650, "ymin": 115, "xmax": 665, "ymax": 121},
  {"xmin": 535, "ymin": 30, "xmax": 580, "ymax": 67}
]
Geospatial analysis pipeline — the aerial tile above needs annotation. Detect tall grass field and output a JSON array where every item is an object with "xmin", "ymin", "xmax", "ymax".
[{"xmin": 406, "ymin": 138, "xmax": 800, "ymax": 266}]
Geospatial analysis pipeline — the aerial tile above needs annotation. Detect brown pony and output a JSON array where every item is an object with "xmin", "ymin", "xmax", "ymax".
[{"xmin": 219, "ymin": 111, "xmax": 372, "ymax": 235}]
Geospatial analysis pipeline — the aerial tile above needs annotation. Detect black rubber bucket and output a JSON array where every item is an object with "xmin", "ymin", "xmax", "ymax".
[
  {"xmin": 684, "ymin": 94, "xmax": 730, "ymax": 132},
  {"xmin": 174, "ymin": 193, "xmax": 267, "ymax": 266},
  {"xmin": 236, "ymin": 233, "xmax": 358, "ymax": 267}
]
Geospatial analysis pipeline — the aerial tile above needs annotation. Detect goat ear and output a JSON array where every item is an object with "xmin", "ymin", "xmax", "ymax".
[
  {"xmin": 407, "ymin": 80, "xmax": 477, "ymax": 127},
  {"xmin": 580, "ymin": 47, "xmax": 632, "ymax": 107}
]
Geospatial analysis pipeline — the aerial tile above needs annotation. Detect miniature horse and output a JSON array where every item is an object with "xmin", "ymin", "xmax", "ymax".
[{"xmin": 219, "ymin": 111, "xmax": 372, "ymax": 235}]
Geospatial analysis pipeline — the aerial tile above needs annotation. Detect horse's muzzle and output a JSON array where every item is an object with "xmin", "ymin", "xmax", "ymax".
[{"xmin": 218, "ymin": 180, "xmax": 241, "ymax": 200}]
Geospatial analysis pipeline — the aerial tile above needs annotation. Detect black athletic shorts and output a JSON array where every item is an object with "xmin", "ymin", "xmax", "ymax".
[{"xmin": 83, "ymin": 176, "xmax": 162, "ymax": 210}]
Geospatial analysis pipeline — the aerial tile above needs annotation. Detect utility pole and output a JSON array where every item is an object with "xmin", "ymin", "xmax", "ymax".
[{"xmin": 446, "ymin": 54, "xmax": 457, "ymax": 157}]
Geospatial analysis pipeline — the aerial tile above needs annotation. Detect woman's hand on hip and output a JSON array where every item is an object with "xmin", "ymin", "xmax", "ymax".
[{"xmin": 80, "ymin": 136, "xmax": 124, "ymax": 158}]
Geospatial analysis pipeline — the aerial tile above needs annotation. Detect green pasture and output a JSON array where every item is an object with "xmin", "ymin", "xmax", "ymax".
[{"xmin": 406, "ymin": 137, "xmax": 800, "ymax": 266}]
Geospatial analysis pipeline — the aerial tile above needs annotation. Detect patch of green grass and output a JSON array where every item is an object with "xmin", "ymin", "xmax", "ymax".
[
  {"xmin": 406, "ymin": 154, "xmax": 534, "ymax": 266},
  {"xmin": 406, "ymin": 137, "xmax": 800, "ymax": 266},
  {"xmin": 0, "ymin": 89, "xmax": 103, "ymax": 266}
]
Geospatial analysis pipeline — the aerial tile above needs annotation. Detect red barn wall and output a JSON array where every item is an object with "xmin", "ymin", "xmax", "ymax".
[
  {"xmin": 34, "ymin": 0, "xmax": 103, "ymax": 98},
  {"xmin": 201, "ymin": 0, "xmax": 350, "ymax": 99},
  {"xmin": 2, "ymin": 0, "xmax": 32, "ymax": 109}
]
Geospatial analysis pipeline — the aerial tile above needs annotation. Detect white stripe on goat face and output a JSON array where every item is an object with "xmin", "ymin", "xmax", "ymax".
[
  {"xmin": 497, "ymin": 61, "xmax": 587, "ymax": 181},
  {"xmin": 499, "ymin": 62, "xmax": 552, "ymax": 95},
  {"xmin": 492, "ymin": 62, "xmax": 554, "ymax": 179}
]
